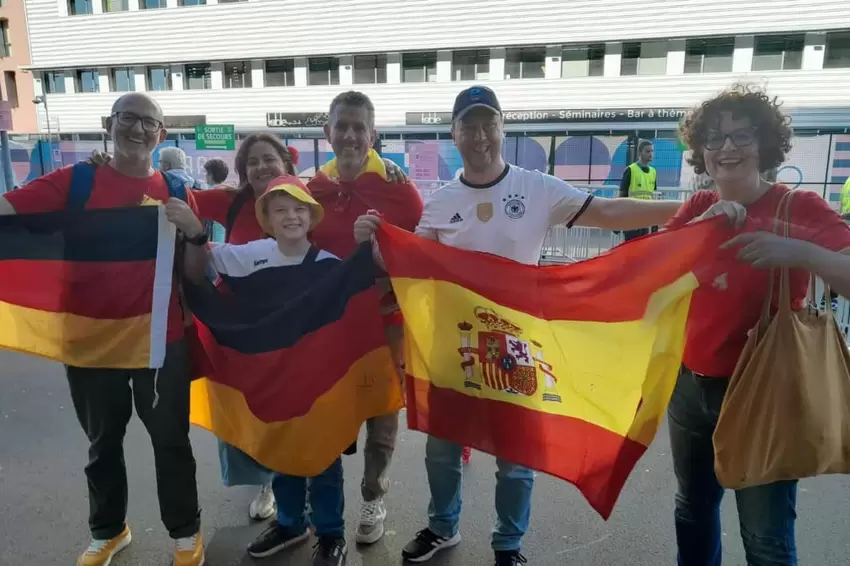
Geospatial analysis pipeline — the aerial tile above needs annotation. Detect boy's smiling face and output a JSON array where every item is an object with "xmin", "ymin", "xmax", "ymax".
[{"xmin": 265, "ymin": 193, "xmax": 312, "ymax": 243}]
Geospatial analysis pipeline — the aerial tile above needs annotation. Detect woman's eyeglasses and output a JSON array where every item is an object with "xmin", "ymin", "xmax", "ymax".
[{"xmin": 704, "ymin": 128, "xmax": 757, "ymax": 151}]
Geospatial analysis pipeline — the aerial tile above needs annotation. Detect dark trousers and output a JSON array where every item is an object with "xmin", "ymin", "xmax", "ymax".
[
  {"xmin": 667, "ymin": 368, "xmax": 797, "ymax": 566},
  {"xmin": 67, "ymin": 340, "xmax": 201, "ymax": 540}
]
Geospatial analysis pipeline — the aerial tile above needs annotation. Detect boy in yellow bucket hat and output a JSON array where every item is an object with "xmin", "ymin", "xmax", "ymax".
[{"xmin": 168, "ymin": 173, "xmax": 355, "ymax": 566}]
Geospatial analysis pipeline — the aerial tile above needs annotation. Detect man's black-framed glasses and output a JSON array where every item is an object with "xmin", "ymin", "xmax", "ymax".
[
  {"xmin": 112, "ymin": 111, "xmax": 163, "ymax": 133},
  {"xmin": 704, "ymin": 128, "xmax": 757, "ymax": 151}
]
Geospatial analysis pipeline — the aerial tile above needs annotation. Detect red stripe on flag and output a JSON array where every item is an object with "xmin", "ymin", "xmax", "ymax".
[
  {"xmin": 378, "ymin": 218, "xmax": 731, "ymax": 322},
  {"xmin": 405, "ymin": 374, "xmax": 647, "ymax": 519},
  {"xmin": 0, "ymin": 259, "xmax": 156, "ymax": 318},
  {"xmin": 191, "ymin": 290, "xmax": 389, "ymax": 423}
]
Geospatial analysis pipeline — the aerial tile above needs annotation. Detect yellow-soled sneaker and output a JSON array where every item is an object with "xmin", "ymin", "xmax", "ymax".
[
  {"xmin": 173, "ymin": 531, "xmax": 204, "ymax": 566},
  {"xmin": 76, "ymin": 525, "xmax": 132, "ymax": 566}
]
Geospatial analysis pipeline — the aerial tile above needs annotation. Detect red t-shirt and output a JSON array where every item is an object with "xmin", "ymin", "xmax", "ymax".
[
  {"xmin": 665, "ymin": 185, "xmax": 850, "ymax": 377},
  {"xmin": 5, "ymin": 165, "xmax": 199, "ymax": 344},
  {"xmin": 192, "ymin": 188, "xmax": 266, "ymax": 245}
]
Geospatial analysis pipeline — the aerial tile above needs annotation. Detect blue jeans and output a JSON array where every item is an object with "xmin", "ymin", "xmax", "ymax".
[
  {"xmin": 218, "ymin": 439, "xmax": 273, "ymax": 487},
  {"xmin": 425, "ymin": 435, "xmax": 534, "ymax": 552},
  {"xmin": 668, "ymin": 368, "xmax": 798, "ymax": 566},
  {"xmin": 272, "ymin": 457, "xmax": 344, "ymax": 538}
]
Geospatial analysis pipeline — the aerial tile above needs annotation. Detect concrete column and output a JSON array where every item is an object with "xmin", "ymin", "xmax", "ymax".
[
  {"xmin": 733, "ymin": 35, "xmax": 754, "ymax": 73},
  {"xmin": 128, "ymin": 0, "xmax": 140, "ymax": 10},
  {"xmin": 211, "ymin": 62, "xmax": 224, "ymax": 89},
  {"xmin": 604, "ymin": 42, "xmax": 622, "ymax": 77},
  {"xmin": 339, "ymin": 55, "xmax": 354, "ymax": 86},
  {"xmin": 166, "ymin": 0, "xmax": 178, "ymax": 7},
  {"xmin": 489, "ymin": 47, "xmax": 506, "ymax": 80},
  {"xmin": 294, "ymin": 57, "xmax": 308, "ymax": 87},
  {"xmin": 436, "ymin": 50, "xmax": 452, "ymax": 82},
  {"xmin": 98, "ymin": 68, "xmax": 111, "ymax": 93},
  {"xmin": 63, "ymin": 74, "xmax": 76, "ymax": 94},
  {"xmin": 92, "ymin": 0, "xmax": 104, "ymax": 14},
  {"xmin": 170, "ymin": 65, "xmax": 184, "ymax": 91},
  {"xmin": 666, "ymin": 39, "xmax": 686, "ymax": 75},
  {"xmin": 386, "ymin": 53, "xmax": 401, "ymax": 84},
  {"xmin": 132, "ymin": 66, "xmax": 146, "ymax": 91},
  {"xmin": 545, "ymin": 45, "xmax": 561, "ymax": 79},
  {"xmin": 250, "ymin": 59, "xmax": 264, "ymax": 88},
  {"xmin": 802, "ymin": 32, "xmax": 826, "ymax": 70}
]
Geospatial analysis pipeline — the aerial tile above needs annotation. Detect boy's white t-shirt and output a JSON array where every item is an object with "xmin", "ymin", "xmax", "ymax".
[
  {"xmin": 415, "ymin": 165, "xmax": 593, "ymax": 265},
  {"xmin": 208, "ymin": 238, "xmax": 338, "ymax": 277}
]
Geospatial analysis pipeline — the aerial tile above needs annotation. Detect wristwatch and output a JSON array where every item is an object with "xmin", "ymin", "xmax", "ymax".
[{"xmin": 184, "ymin": 231, "xmax": 209, "ymax": 246}]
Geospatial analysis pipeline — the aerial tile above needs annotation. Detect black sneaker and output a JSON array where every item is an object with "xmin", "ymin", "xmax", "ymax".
[
  {"xmin": 401, "ymin": 528, "xmax": 462, "ymax": 563},
  {"xmin": 312, "ymin": 536, "xmax": 347, "ymax": 566},
  {"xmin": 247, "ymin": 522, "xmax": 310, "ymax": 558},
  {"xmin": 495, "ymin": 550, "xmax": 528, "ymax": 565}
]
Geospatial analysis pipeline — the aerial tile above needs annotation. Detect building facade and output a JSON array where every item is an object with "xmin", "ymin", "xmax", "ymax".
[
  {"xmin": 0, "ymin": 0, "xmax": 37, "ymax": 135},
  {"xmin": 14, "ymin": 0, "xmax": 850, "ymax": 201}
]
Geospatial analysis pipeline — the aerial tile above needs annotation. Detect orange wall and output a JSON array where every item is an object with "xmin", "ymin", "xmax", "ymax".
[{"xmin": 0, "ymin": 0, "xmax": 36, "ymax": 134}]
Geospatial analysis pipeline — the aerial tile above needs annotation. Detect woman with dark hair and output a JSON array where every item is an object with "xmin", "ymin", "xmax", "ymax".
[{"xmin": 663, "ymin": 84, "xmax": 850, "ymax": 566}]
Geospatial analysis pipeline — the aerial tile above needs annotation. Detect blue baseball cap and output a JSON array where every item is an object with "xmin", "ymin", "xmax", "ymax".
[{"xmin": 452, "ymin": 86, "xmax": 502, "ymax": 121}]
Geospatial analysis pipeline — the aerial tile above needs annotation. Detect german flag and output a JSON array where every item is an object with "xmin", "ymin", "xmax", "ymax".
[
  {"xmin": 187, "ymin": 243, "xmax": 403, "ymax": 477},
  {"xmin": 377, "ymin": 219, "xmax": 731, "ymax": 519},
  {"xmin": 0, "ymin": 206, "xmax": 175, "ymax": 368}
]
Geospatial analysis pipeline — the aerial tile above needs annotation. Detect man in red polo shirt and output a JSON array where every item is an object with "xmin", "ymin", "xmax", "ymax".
[
  {"xmin": 308, "ymin": 90, "xmax": 423, "ymax": 546},
  {"xmin": 0, "ymin": 93, "xmax": 205, "ymax": 566}
]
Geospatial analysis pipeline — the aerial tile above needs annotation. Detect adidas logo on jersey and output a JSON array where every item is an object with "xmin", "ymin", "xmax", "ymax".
[{"xmin": 450, "ymin": 213, "xmax": 463, "ymax": 224}]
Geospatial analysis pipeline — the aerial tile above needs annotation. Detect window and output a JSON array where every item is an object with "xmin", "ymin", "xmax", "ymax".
[
  {"xmin": 4, "ymin": 71, "xmax": 18, "ymax": 108},
  {"xmin": 147, "ymin": 66, "xmax": 171, "ymax": 91},
  {"xmin": 308, "ymin": 57, "xmax": 340, "ymax": 86},
  {"xmin": 265, "ymin": 59, "xmax": 294, "ymax": 87},
  {"xmin": 752, "ymin": 35, "xmax": 804, "ymax": 71},
  {"xmin": 561, "ymin": 44, "xmax": 605, "ymax": 78},
  {"xmin": 111, "ymin": 67, "xmax": 135, "ymax": 92},
  {"xmin": 452, "ymin": 50, "xmax": 490, "ymax": 81},
  {"xmin": 68, "ymin": 0, "xmax": 93, "ymax": 15},
  {"xmin": 43, "ymin": 71, "xmax": 65, "ymax": 94},
  {"xmin": 353, "ymin": 54, "xmax": 387, "ymax": 84},
  {"xmin": 684, "ymin": 37, "xmax": 734, "ymax": 74},
  {"xmin": 402, "ymin": 52, "xmax": 437, "ymax": 83},
  {"xmin": 825, "ymin": 32, "xmax": 850, "ymax": 69},
  {"xmin": 102, "ymin": 0, "xmax": 129, "ymax": 12},
  {"xmin": 140, "ymin": 0, "xmax": 167, "ymax": 8},
  {"xmin": 76, "ymin": 69, "xmax": 100, "ymax": 93},
  {"xmin": 505, "ymin": 47, "xmax": 546, "ymax": 79},
  {"xmin": 178, "ymin": 0, "xmax": 206, "ymax": 5},
  {"xmin": 621, "ymin": 41, "xmax": 668, "ymax": 76},
  {"xmin": 224, "ymin": 61, "xmax": 251, "ymax": 88},
  {"xmin": 0, "ymin": 20, "xmax": 9, "ymax": 58},
  {"xmin": 184, "ymin": 63, "xmax": 211, "ymax": 90}
]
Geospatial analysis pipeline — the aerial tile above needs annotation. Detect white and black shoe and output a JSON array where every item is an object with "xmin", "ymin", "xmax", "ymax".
[
  {"xmin": 401, "ymin": 528, "xmax": 461, "ymax": 563},
  {"xmin": 312, "ymin": 537, "xmax": 347, "ymax": 566},
  {"xmin": 247, "ymin": 522, "xmax": 310, "ymax": 558}
]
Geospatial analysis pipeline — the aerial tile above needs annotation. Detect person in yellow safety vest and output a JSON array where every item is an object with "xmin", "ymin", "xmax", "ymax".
[
  {"xmin": 618, "ymin": 140, "xmax": 657, "ymax": 241},
  {"xmin": 840, "ymin": 176, "xmax": 850, "ymax": 220}
]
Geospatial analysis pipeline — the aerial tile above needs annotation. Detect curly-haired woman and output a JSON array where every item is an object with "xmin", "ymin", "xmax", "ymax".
[{"xmin": 664, "ymin": 84, "xmax": 850, "ymax": 566}]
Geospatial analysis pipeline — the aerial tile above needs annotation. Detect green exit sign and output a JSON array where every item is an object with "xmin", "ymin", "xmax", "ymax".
[{"xmin": 195, "ymin": 124, "xmax": 235, "ymax": 150}]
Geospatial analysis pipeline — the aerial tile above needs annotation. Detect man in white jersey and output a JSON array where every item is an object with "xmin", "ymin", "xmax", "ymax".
[{"xmin": 354, "ymin": 86, "xmax": 682, "ymax": 566}]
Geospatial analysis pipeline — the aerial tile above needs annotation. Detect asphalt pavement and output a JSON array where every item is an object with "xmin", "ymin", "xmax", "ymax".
[{"xmin": 2, "ymin": 351, "xmax": 849, "ymax": 565}]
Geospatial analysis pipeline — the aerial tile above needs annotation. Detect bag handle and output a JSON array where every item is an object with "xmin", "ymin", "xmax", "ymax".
[{"xmin": 759, "ymin": 189, "xmax": 794, "ymax": 329}]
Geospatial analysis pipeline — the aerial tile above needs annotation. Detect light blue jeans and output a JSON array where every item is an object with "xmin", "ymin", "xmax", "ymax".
[
  {"xmin": 425, "ymin": 435, "xmax": 534, "ymax": 552},
  {"xmin": 218, "ymin": 439, "xmax": 273, "ymax": 487}
]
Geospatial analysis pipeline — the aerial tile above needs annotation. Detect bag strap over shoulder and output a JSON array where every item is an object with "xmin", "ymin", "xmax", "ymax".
[
  {"xmin": 225, "ymin": 189, "xmax": 251, "ymax": 243},
  {"xmin": 760, "ymin": 190, "xmax": 797, "ymax": 327},
  {"xmin": 67, "ymin": 162, "xmax": 97, "ymax": 210}
]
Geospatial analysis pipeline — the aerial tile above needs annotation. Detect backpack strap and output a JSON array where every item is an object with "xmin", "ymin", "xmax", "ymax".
[
  {"xmin": 161, "ymin": 171, "xmax": 188, "ymax": 201},
  {"xmin": 225, "ymin": 189, "xmax": 251, "ymax": 243},
  {"xmin": 67, "ymin": 162, "xmax": 97, "ymax": 210}
]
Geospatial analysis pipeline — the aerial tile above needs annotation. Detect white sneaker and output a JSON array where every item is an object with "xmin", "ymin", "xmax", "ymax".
[
  {"xmin": 355, "ymin": 498, "xmax": 387, "ymax": 544},
  {"xmin": 249, "ymin": 484, "xmax": 276, "ymax": 521}
]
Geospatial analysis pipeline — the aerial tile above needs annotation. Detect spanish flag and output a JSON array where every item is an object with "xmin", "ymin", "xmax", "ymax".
[
  {"xmin": 0, "ymin": 206, "xmax": 175, "ymax": 368},
  {"xmin": 187, "ymin": 243, "xmax": 403, "ymax": 477},
  {"xmin": 377, "ymin": 219, "xmax": 729, "ymax": 519}
]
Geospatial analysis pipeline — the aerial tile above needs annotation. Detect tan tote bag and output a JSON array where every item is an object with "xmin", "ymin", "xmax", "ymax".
[{"xmin": 713, "ymin": 189, "xmax": 850, "ymax": 489}]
